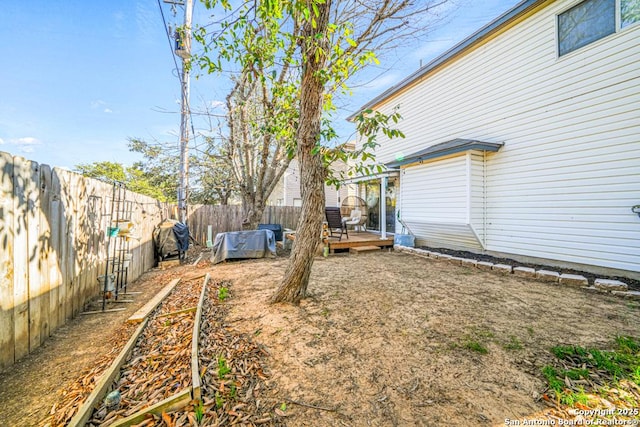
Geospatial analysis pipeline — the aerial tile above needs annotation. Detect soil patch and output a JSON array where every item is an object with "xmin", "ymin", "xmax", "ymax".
[
  {"xmin": 0, "ymin": 248, "xmax": 638, "ymax": 426},
  {"xmin": 208, "ymin": 251, "xmax": 640, "ymax": 426}
]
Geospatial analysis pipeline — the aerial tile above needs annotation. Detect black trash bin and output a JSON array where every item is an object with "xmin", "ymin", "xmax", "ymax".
[{"xmin": 258, "ymin": 223, "xmax": 283, "ymax": 241}]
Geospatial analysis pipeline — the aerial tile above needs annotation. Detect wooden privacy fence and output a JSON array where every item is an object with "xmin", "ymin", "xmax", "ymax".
[
  {"xmin": 187, "ymin": 205, "xmax": 301, "ymax": 245},
  {"xmin": 0, "ymin": 152, "xmax": 167, "ymax": 372}
]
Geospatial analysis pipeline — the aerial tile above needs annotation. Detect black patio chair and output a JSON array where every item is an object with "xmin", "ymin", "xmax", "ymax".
[{"xmin": 325, "ymin": 206, "xmax": 348, "ymax": 241}]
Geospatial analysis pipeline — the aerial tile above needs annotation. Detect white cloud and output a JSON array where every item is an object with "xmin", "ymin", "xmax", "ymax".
[
  {"xmin": 0, "ymin": 138, "xmax": 4, "ymax": 144},
  {"xmin": 412, "ymin": 38, "xmax": 458, "ymax": 63},
  {"xmin": 8, "ymin": 137, "xmax": 42, "ymax": 153},
  {"xmin": 13, "ymin": 137, "xmax": 40, "ymax": 146},
  {"xmin": 91, "ymin": 100, "xmax": 115, "ymax": 113},
  {"xmin": 91, "ymin": 100, "xmax": 106, "ymax": 109}
]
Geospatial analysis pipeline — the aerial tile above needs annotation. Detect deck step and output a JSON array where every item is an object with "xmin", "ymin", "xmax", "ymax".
[{"xmin": 350, "ymin": 245, "xmax": 381, "ymax": 254}]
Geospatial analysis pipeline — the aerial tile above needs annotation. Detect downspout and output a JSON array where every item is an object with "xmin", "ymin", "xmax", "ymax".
[
  {"xmin": 380, "ymin": 175, "xmax": 388, "ymax": 239},
  {"xmin": 465, "ymin": 152, "xmax": 471, "ymax": 225}
]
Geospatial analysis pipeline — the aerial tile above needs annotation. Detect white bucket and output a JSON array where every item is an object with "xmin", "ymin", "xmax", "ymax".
[
  {"xmin": 394, "ymin": 234, "xmax": 415, "ymax": 247},
  {"xmin": 98, "ymin": 274, "xmax": 116, "ymax": 292}
]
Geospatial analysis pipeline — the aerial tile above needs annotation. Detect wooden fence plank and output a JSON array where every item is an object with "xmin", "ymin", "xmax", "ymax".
[
  {"xmin": 39, "ymin": 164, "xmax": 52, "ymax": 341},
  {"xmin": 51, "ymin": 169, "xmax": 65, "ymax": 329},
  {"xmin": 70, "ymin": 173, "xmax": 82, "ymax": 317},
  {"xmin": 27, "ymin": 160, "xmax": 42, "ymax": 351},
  {"xmin": 73, "ymin": 173, "xmax": 90, "ymax": 308},
  {"xmin": 12, "ymin": 155, "xmax": 30, "ymax": 360},
  {"xmin": 57, "ymin": 169, "xmax": 74, "ymax": 322},
  {"xmin": 85, "ymin": 181, "xmax": 102, "ymax": 300},
  {"xmin": 0, "ymin": 152, "xmax": 15, "ymax": 369}
]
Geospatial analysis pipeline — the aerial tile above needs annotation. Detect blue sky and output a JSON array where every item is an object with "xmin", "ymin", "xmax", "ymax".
[{"xmin": 0, "ymin": 0, "xmax": 520, "ymax": 170}]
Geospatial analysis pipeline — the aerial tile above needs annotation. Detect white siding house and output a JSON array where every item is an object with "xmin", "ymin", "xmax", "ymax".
[
  {"xmin": 267, "ymin": 158, "xmax": 350, "ymax": 207},
  {"xmin": 351, "ymin": 0, "xmax": 640, "ymax": 278}
]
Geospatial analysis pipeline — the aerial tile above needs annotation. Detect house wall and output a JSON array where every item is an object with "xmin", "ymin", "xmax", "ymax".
[
  {"xmin": 399, "ymin": 152, "xmax": 485, "ymax": 250},
  {"xmin": 368, "ymin": 0, "xmax": 640, "ymax": 276},
  {"xmin": 267, "ymin": 159, "xmax": 350, "ymax": 208}
]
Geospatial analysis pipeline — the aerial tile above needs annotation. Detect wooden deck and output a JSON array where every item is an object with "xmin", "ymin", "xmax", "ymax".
[{"xmin": 326, "ymin": 231, "xmax": 394, "ymax": 252}]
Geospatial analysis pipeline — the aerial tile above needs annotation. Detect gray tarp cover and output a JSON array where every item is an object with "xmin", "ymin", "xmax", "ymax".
[{"xmin": 211, "ymin": 229, "xmax": 276, "ymax": 264}]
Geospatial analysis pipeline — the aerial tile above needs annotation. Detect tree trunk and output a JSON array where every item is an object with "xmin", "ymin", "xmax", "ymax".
[{"xmin": 271, "ymin": 1, "xmax": 331, "ymax": 304}]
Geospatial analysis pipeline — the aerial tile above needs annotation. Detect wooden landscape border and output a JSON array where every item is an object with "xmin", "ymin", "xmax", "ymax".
[
  {"xmin": 67, "ymin": 318, "xmax": 149, "ymax": 427},
  {"xmin": 109, "ymin": 273, "xmax": 210, "ymax": 425},
  {"xmin": 108, "ymin": 388, "xmax": 193, "ymax": 427},
  {"xmin": 191, "ymin": 273, "xmax": 210, "ymax": 402},
  {"xmin": 71, "ymin": 274, "xmax": 209, "ymax": 426},
  {"xmin": 127, "ymin": 278, "xmax": 181, "ymax": 324}
]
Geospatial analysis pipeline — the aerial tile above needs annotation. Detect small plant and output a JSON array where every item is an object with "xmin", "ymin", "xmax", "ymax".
[
  {"xmin": 564, "ymin": 367, "xmax": 589, "ymax": 380},
  {"xmin": 194, "ymin": 401, "xmax": 205, "ymax": 423},
  {"xmin": 560, "ymin": 387, "xmax": 590, "ymax": 406},
  {"xmin": 503, "ymin": 335, "xmax": 523, "ymax": 351},
  {"xmin": 230, "ymin": 383, "xmax": 237, "ymax": 398},
  {"xmin": 551, "ymin": 344, "xmax": 587, "ymax": 359},
  {"xmin": 633, "ymin": 366, "xmax": 640, "ymax": 386},
  {"xmin": 280, "ymin": 402, "xmax": 287, "ymax": 412},
  {"xmin": 542, "ymin": 365, "xmax": 564, "ymax": 393},
  {"xmin": 464, "ymin": 340, "xmax": 488, "ymax": 354},
  {"xmin": 215, "ymin": 392, "xmax": 224, "ymax": 409},
  {"xmin": 542, "ymin": 336, "xmax": 640, "ymax": 409},
  {"xmin": 589, "ymin": 349, "xmax": 621, "ymax": 378},
  {"xmin": 217, "ymin": 356, "xmax": 231, "ymax": 378},
  {"xmin": 616, "ymin": 335, "xmax": 640, "ymax": 353},
  {"xmin": 218, "ymin": 286, "xmax": 229, "ymax": 301}
]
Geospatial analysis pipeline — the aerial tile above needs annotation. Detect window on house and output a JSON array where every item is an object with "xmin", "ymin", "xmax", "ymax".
[
  {"xmin": 621, "ymin": 0, "xmax": 640, "ymax": 27},
  {"xmin": 558, "ymin": 0, "xmax": 615, "ymax": 56}
]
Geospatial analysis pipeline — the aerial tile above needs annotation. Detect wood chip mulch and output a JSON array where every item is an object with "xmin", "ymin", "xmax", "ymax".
[
  {"xmin": 87, "ymin": 277, "xmax": 204, "ymax": 426},
  {"xmin": 42, "ymin": 274, "xmax": 283, "ymax": 427},
  {"xmin": 169, "ymin": 280, "xmax": 286, "ymax": 427}
]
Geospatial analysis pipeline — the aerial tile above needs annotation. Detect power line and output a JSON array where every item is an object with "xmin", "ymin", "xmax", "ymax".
[
  {"xmin": 156, "ymin": 0, "xmax": 201, "ymax": 154},
  {"xmin": 156, "ymin": 0, "xmax": 182, "ymax": 82}
]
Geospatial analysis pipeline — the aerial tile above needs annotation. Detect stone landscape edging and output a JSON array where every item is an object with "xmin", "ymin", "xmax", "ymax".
[{"xmin": 394, "ymin": 245, "xmax": 639, "ymax": 300}]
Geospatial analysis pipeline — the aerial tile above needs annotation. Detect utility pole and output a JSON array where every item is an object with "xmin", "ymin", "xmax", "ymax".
[{"xmin": 170, "ymin": 0, "xmax": 193, "ymax": 224}]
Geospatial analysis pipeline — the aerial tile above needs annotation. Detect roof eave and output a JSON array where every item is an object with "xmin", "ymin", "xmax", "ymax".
[{"xmin": 386, "ymin": 141, "xmax": 503, "ymax": 168}]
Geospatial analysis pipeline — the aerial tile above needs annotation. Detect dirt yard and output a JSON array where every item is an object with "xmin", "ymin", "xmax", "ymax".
[{"xmin": 0, "ymin": 249, "xmax": 639, "ymax": 426}]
